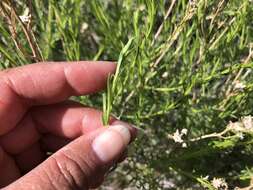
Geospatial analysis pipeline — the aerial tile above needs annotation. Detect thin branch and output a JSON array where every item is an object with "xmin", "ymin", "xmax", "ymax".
[
  {"xmin": 26, "ymin": 0, "xmax": 44, "ymax": 61},
  {"xmin": 0, "ymin": 2, "xmax": 28, "ymax": 62},
  {"xmin": 189, "ymin": 128, "xmax": 230, "ymax": 142},
  {"xmin": 151, "ymin": 3, "xmax": 196, "ymax": 68},
  {"xmin": 220, "ymin": 46, "xmax": 253, "ymax": 109},
  {"xmin": 227, "ymin": 45, "xmax": 253, "ymax": 95},
  {"xmin": 152, "ymin": 0, "xmax": 177, "ymax": 45},
  {"xmin": 8, "ymin": 1, "xmax": 42, "ymax": 62}
]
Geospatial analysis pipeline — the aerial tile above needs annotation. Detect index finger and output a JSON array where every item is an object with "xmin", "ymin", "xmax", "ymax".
[{"xmin": 0, "ymin": 61, "xmax": 116, "ymax": 135}]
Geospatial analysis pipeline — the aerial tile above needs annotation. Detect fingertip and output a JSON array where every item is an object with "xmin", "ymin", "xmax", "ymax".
[
  {"xmin": 78, "ymin": 61, "xmax": 117, "ymax": 74},
  {"xmin": 92, "ymin": 124, "xmax": 131, "ymax": 163}
]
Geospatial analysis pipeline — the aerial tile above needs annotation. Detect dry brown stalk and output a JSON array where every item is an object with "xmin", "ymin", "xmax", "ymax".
[{"xmin": 0, "ymin": 0, "xmax": 43, "ymax": 62}]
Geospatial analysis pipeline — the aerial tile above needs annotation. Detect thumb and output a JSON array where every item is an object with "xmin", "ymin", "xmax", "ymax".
[{"xmin": 5, "ymin": 122, "xmax": 135, "ymax": 190}]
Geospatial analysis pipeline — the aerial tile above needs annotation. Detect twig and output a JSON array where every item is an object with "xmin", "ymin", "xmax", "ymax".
[
  {"xmin": 210, "ymin": 0, "xmax": 227, "ymax": 27},
  {"xmin": 8, "ymin": 1, "xmax": 42, "ymax": 62},
  {"xmin": 209, "ymin": 18, "xmax": 236, "ymax": 51},
  {"xmin": 0, "ymin": 2, "xmax": 28, "ymax": 60},
  {"xmin": 226, "ymin": 45, "xmax": 253, "ymax": 96},
  {"xmin": 189, "ymin": 128, "xmax": 230, "ymax": 142},
  {"xmin": 150, "ymin": 2, "xmax": 196, "ymax": 68},
  {"xmin": 152, "ymin": 0, "xmax": 177, "ymax": 45},
  {"xmin": 220, "ymin": 45, "xmax": 253, "ymax": 109},
  {"xmin": 26, "ymin": 0, "xmax": 44, "ymax": 61}
]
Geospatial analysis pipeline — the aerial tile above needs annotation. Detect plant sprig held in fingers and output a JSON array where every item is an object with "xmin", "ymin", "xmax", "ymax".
[{"xmin": 102, "ymin": 37, "xmax": 135, "ymax": 125}]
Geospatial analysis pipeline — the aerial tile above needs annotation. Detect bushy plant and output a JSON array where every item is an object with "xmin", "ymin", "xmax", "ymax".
[{"xmin": 1, "ymin": 0, "xmax": 253, "ymax": 189}]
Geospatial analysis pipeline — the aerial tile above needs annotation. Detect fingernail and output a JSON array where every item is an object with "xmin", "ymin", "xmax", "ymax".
[
  {"xmin": 111, "ymin": 121, "xmax": 138, "ymax": 142},
  {"xmin": 92, "ymin": 125, "xmax": 131, "ymax": 163}
]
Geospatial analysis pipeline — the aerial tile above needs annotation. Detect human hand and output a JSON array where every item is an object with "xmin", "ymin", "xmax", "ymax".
[{"xmin": 0, "ymin": 61, "xmax": 137, "ymax": 190}]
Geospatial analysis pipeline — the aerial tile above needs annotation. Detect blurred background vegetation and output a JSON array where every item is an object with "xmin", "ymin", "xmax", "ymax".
[{"xmin": 1, "ymin": 0, "xmax": 253, "ymax": 189}]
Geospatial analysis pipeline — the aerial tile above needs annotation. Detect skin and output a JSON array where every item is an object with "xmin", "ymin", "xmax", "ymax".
[{"xmin": 0, "ymin": 61, "xmax": 137, "ymax": 190}]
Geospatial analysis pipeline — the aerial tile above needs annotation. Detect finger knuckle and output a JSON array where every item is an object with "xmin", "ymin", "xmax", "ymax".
[
  {"xmin": 50, "ymin": 153, "xmax": 87, "ymax": 189},
  {"xmin": 50, "ymin": 150, "xmax": 102, "ymax": 190}
]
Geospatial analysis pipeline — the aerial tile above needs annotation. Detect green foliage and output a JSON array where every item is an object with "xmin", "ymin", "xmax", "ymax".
[
  {"xmin": 1, "ymin": 0, "xmax": 253, "ymax": 189},
  {"xmin": 102, "ymin": 37, "xmax": 135, "ymax": 125}
]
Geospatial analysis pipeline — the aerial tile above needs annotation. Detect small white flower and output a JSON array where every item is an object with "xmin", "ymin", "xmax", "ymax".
[
  {"xmin": 234, "ymin": 80, "xmax": 246, "ymax": 91},
  {"xmin": 227, "ymin": 121, "xmax": 244, "ymax": 132},
  {"xmin": 203, "ymin": 175, "xmax": 209, "ymax": 180},
  {"xmin": 182, "ymin": 142, "xmax": 187, "ymax": 148},
  {"xmin": 162, "ymin": 72, "xmax": 169, "ymax": 78},
  {"xmin": 181, "ymin": 128, "xmax": 188, "ymax": 135},
  {"xmin": 80, "ymin": 22, "xmax": 89, "ymax": 33},
  {"xmin": 211, "ymin": 178, "xmax": 228, "ymax": 189},
  {"xmin": 168, "ymin": 129, "xmax": 189, "ymax": 144},
  {"xmin": 241, "ymin": 116, "xmax": 253, "ymax": 130},
  {"xmin": 228, "ymin": 116, "xmax": 253, "ymax": 133},
  {"xmin": 169, "ymin": 129, "xmax": 184, "ymax": 143},
  {"xmin": 139, "ymin": 4, "xmax": 146, "ymax": 11},
  {"xmin": 19, "ymin": 15, "xmax": 31, "ymax": 23},
  {"xmin": 19, "ymin": 8, "xmax": 31, "ymax": 23},
  {"xmin": 237, "ymin": 133, "xmax": 244, "ymax": 140}
]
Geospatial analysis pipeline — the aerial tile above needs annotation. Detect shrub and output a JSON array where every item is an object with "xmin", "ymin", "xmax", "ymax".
[{"xmin": 1, "ymin": 0, "xmax": 253, "ymax": 189}]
